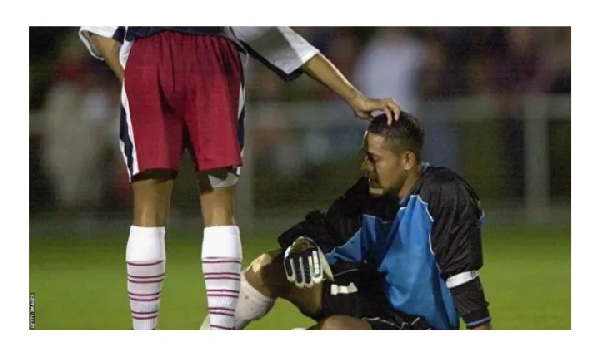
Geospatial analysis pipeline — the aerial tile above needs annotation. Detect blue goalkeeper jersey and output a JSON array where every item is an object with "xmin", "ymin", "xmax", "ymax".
[{"xmin": 325, "ymin": 164, "xmax": 485, "ymax": 330}]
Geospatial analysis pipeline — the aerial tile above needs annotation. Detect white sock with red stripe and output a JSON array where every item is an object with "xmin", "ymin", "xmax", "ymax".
[
  {"xmin": 126, "ymin": 226, "xmax": 166, "ymax": 330},
  {"xmin": 201, "ymin": 226, "xmax": 242, "ymax": 330}
]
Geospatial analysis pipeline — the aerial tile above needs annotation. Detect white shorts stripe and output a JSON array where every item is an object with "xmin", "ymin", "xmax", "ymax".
[
  {"xmin": 238, "ymin": 83, "xmax": 245, "ymax": 123},
  {"xmin": 329, "ymin": 282, "xmax": 358, "ymax": 296},
  {"xmin": 235, "ymin": 79, "xmax": 245, "ymax": 177},
  {"xmin": 120, "ymin": 81, "xmax": 139, "ymax": 177}
]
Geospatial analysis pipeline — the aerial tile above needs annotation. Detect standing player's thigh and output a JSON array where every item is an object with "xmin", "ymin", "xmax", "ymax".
[
  {"xmin": 121, "ymin": 35, "xmax": 184, "ymax": 179},
  {"xmin": 182, "ymin": 35, "xmax": 244, "ymax": 172}
]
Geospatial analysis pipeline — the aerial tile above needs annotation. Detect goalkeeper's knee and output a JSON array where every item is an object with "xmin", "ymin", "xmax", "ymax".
[{"xmin": 200, "ymin": 273, "xmax": 275, "ymax": 330}]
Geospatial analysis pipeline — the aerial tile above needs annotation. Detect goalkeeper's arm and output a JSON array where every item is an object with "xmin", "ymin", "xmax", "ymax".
[{"xmin": 278, "ymin": 177, "xmax": 373, "ymax": 252}]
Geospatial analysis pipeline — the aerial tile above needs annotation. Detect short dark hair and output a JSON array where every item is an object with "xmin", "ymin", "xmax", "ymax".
[{"xmin": 367, "ymin": 111, "xmax": 424, "ymax": 159}]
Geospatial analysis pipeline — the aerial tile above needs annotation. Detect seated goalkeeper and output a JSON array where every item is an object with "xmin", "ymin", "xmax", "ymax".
[{"xmin": 202, "ymin": 112, "xmax": 492, "ymax": 330}]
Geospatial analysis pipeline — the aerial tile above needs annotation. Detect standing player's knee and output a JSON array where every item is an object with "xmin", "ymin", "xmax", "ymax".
[
  {"xmin": 197, "ymin": 168, "xmax": 239, "ymax": 191},
  {"xmin": 131, "ymin": 172, "xmax": 175, "ymax": 227},
  {"xmin": 197, "ymin": 169, "xmax": 237, "ymax": 226}
]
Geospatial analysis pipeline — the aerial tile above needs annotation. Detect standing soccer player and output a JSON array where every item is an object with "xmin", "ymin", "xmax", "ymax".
[{"xmin": 79, "ymin": 26, "xmax": 400, "ymax": 330}]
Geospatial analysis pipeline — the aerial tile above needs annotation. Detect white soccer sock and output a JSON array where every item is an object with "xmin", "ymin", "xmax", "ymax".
[
  {"xmin": 200, "ymin": 270, "xmax": 275, "ymax": 330},
  {"xmin": 201, "ymin": 226, "xmax": 242, "ymax": 330},
  {"xmin": 126, "ymin": 226, "xmax": 166, "ymax": 330}
]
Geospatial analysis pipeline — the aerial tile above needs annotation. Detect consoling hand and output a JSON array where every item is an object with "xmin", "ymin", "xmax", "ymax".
[{"xmin": 350, "ymin": 95, "xmax": 401, "ymax": 125}]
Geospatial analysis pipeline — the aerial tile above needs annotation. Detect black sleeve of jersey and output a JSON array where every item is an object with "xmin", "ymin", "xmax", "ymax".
[
  {"xmin": 277, "ymin": 177, "xmax": 372, "ymax": 252},
  {"xmin": 427, "ymin": 176, "xmax": 483, "ymax": 280},
  {"xmin": 424, "ymin": 173, "xmax": 490, "ymax": 324},
  {"xmin": 449, "ymin": 277, "xmax": 491, "ymax": 328}
]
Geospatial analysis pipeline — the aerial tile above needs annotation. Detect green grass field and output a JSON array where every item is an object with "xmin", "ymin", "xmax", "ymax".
[{"xmin": 29, "ymin": 221, "xmax": 570, "ymax": 330}]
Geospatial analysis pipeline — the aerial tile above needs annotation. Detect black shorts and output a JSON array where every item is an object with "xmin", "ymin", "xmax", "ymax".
[{"xmin": 311, "ymin": 262, "xmax": 432, "ymax": 330}]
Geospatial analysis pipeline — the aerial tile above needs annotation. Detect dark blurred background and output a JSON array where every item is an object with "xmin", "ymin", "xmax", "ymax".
[{"xmin": 29, "ymin": 26, "xmax": 570, "ymax": 230}]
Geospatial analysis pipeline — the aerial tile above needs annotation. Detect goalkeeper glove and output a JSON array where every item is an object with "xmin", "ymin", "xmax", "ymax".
[{"xmin": 283, "ymin": 236, "xmax": 333, "ymax": 288}]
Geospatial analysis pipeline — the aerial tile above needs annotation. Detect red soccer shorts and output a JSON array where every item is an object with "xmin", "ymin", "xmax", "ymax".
[{"xmin": 119, "ymin": 30, "xmax": 244, "ymax": 180}]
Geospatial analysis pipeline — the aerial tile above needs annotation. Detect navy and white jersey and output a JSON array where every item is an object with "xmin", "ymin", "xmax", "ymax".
[
  {"xmin": 79, "ymin": 26, "xmax": 319, "ymax": 82},
  {"xmin": 278, "ymin": 164, "xmax": 489, "ymax": 330}
]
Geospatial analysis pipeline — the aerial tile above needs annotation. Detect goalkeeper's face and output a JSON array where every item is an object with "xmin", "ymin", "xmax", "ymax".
[{"xmin": 361, "ymin": 132, "xmax": 414, "ymax": 198}]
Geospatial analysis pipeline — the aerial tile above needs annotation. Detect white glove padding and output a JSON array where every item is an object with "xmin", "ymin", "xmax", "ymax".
[{"xmin": 283, "ymin": 236, "xmax": 333, "ymax": 288}]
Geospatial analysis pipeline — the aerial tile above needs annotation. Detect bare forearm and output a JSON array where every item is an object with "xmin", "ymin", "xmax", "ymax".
[
  {"xmin": 301, "ymin": 53, "xmax": 364, "ymax": 106},
  {"xmin": 90, "ymin": 34, "xmax": 124, "ymax": 82},
  {"xmin": 300, "ymin": 52, "xmax": 399, "ymax": 123}
]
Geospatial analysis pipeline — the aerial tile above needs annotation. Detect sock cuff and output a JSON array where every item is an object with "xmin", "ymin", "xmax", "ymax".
[
  {"xmin": 240, "ymin": 274, "xmax": 274, "ymax": 304},
  {"xmin": 126, "ymin": 226, "xmax": 166, "ymax": 261},
  {"xmin": 202, "ymin": 226, "xmax": 241, "ymax": 259}
]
